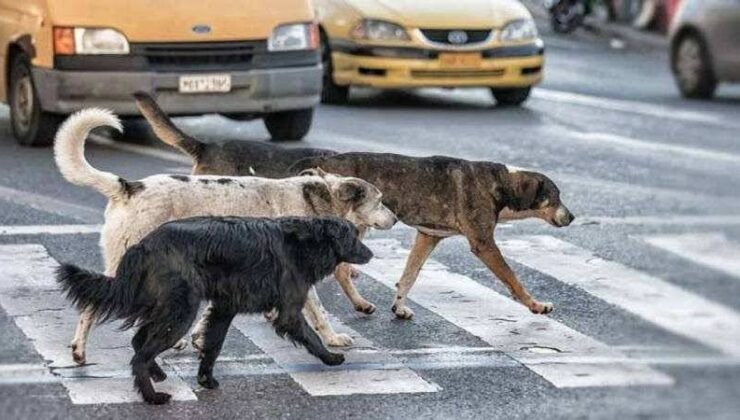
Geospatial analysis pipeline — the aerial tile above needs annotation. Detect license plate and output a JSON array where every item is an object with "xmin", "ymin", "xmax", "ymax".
[
  {"xmin": 439, "ymin": 52, "xmax": 482, "ymax": 68},
  {"xmin": 178, "ymin": 74, "xmax": 232, "ymax": 93}
]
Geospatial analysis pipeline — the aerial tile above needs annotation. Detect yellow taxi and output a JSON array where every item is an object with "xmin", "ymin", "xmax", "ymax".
[{"xmin": 315, "ymin": 0, "xmax": 544, "ymax": 105}]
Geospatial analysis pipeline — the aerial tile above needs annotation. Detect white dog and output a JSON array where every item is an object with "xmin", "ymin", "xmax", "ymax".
[{"xmin": 54, "ymin": 109, "xmax": 396, "ymax": 364}]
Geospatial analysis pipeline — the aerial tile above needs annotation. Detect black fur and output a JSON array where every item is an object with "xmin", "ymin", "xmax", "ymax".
[
  {"xmin": 57, "ymin": 216, "xmax": 372, "ymax": 405},
  {"xmin": 118, "ymin": 178, "xmax": 145, "ymax": 197},
  {"xmin": 169, "ymin": 175, "xmax": 189, "ymax": 182}
]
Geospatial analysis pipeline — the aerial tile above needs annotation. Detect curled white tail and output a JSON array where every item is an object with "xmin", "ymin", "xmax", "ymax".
[{"xmin": 54, "ymin": 108, "xmax": 125, "ymax": 199}]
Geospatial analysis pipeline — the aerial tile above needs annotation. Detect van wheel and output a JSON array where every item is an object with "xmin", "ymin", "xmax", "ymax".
[
  {"xmin": 491, "ymin": 87, "xmax": 531, "ymax": 106},
  {"xmin": 9, "ymin": 53, "xmax": 63, "ymax": 147},
  {"xmin": 264, "ymin": 109, "xmax": 313, "ymax": 141},
  {"xmin": 320, "ymin": 32, "xmax": 349, "ymax": 104},
  {"xmin": 672, "ymin": 33, "xmax": 717, "ymax": 99}
]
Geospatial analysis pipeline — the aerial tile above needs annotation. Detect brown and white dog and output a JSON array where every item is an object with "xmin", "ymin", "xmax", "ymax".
[
  {"xmin": 136, "ymin": 93, "xmax": 575, "ymax": 320},
  {"xmin": 54, "ymin": 108, "xmax": 396, "ymax": 364}
]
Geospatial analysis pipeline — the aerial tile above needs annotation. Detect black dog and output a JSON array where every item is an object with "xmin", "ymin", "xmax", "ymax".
[{"xmin": 57, "ymin": 216, "xmax": 373, "ymax": 405}]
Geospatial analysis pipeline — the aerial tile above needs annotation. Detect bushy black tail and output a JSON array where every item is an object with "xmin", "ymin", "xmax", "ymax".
[{"xmin": 57, "ymin": 257, "xmax": 147, "ymax": 328}]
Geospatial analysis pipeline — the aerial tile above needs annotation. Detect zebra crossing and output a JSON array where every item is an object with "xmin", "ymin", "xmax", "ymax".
[{"xmin": 0, "ymin": 227, "xmax": 738, "ymax": 405}]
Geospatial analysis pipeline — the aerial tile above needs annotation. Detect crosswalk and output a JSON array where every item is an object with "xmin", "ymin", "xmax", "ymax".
[{"xmin": 0, "ymin": 229, "xmax": 738, "ymax": 405}]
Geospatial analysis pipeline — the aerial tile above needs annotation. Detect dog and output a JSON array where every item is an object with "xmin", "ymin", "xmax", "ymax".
[
  {"xmin": 57, "ymin": 216, "xmax": 373, "ymax": 405},
  {"xmin": 135, "ymin": 93, "xmax": 575, "ymax": 320},
  {"xmin": 54, "ymin": 108, "xmax": 396, "ymax": 365}
]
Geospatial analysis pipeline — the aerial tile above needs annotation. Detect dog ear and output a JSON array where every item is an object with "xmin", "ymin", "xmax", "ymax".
[
  {"xmin": 510, "ymin": 172, "xmax": 541, "ymax": 210},
  {"xmin": 337, "ymin": 179, "xmax": 367, "ymax": 203},
  {"xmin": 298, "ymin": 167, "xmax": 327, "ymax": 178},
  {"xmin": 283, "ymin": 220, "xmax": 314, "ymax": 242}
]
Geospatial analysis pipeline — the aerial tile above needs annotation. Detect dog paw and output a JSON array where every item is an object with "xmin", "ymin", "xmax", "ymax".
[
  {"xmin": 321, "ymin": 352, "xmax": 345, "ymax": 366},
  {"xmin": 529, "ymin": 301, "xmax": 554, "ymax": 315},
  {"xmin": 392, "ymin": 304, "xmax": 414, "ymax": 320},
  {"xmin": 172, "ymin": 339, "xmax": 188, "ymax": 351},
  {"xmin": 149, "ymin": 365, "xmax": 167, "ymax": 383},
  {"xmin": 354, "ymin": 300, "xmax": 377, "ymax": 315},
  {"xmin": 263, "ymin": 308, "xmax": 279, "ymax": 322},
  {"xmin": 197, "ymin": 374, "xmax": 220, "ymax": 390},
  {"xmin": 325, "ymin": 333, "xmax": 354, "ymax": 347},
  {"xmin": 70, "ymin": 344, "xmax": 86, "ymax": 365},
  {"xmin": 145, "ymin": 392, "xmax": 172, "ymax": 405}
]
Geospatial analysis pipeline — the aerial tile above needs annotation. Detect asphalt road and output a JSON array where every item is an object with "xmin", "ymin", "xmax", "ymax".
[{"xmin": 1, "ymin": 28, "xmax": 739, "ymax": 420}]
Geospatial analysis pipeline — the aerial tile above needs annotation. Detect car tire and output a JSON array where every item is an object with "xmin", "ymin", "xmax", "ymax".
[
  {"xmin": 672, "ymin": 33, "xmax": 717, "ymax": 99},
  {"xmin": 264, "ymin": 108, "xmax": 313, "ymax": 141},
  {"xmin": 9, "ymin": 53, "xmax": 63, "ymax": 147},
  {"xmin": 320, "ymin": 31, "xmax": 349, "ymax": 104},
  {"xmin": 491, "ymin": 87, "xmax": 531, "ymax": 107}
]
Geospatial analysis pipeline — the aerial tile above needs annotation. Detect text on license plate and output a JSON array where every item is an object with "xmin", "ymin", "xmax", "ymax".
[
  {"xmin": 438, "ymin": 52, "xmax": 482, "ymax": 68},
  {"xmin": 178, "ymin": 74, "xmax": 232, "ymax": 93}
]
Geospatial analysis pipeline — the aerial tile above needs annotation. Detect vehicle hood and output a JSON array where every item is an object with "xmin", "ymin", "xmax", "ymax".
[
  {"xmin": 45, "ymin": 0, "xmax": 313, "ymax": 42},
  {"xmin": 343, "ymin": 0, "xmax": 532, "ymax": 28}
]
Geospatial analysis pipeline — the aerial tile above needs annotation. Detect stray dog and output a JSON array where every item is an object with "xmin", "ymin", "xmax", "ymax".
[
  {"xmin": 136, "ymin": 93, "xmax": 575, "ymax": 320},
  {"xmin": 54, "ymin": 108, "xmax": 396, "ymax": 364},
  {"xmin": 57, "ymin": 216, "xmax": 373, "ymax": 405}
]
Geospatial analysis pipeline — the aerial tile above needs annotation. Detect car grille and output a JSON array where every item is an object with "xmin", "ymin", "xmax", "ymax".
[
  {"xmin": 130, "ymin": 41, "xmax": 264, "ymax": 71},
  {"xmin": 411, "ymin": 69, "xmax": 505, "ymax": 79},
  {"xmin": 419, "ymin": 29, "xmax": 492, "ymax": 45}
]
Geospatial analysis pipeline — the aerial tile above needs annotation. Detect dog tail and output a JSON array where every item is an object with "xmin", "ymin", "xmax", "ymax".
[
  {"xmin": 133, "ymin": 91, "xmax": 204, "ymax": 160},
  {"xmin": 54, "ymin": 109, "xmax": 128, "ymax": 199},
  {"xmin": 57, "ymin": 252, "xmax": 148, "ymax": 328}
]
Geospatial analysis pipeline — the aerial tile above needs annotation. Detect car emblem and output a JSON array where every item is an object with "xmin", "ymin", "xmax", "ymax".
[
  {"xmin": 192, "ymin": 24, "xmax": 212, "ymax": 34},
  {"xmin": 447, "ymin": 30, "xmax": 469, "ymax": 45}
]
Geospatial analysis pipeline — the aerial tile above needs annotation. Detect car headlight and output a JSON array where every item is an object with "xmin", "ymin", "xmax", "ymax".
[
  {"xmin": 500, "ymin": 19, "xmax": 538, "ymax": 42},
  {"xmin": 352, "ymin": 19, "xmax": 410, "ymax": 41},
  {"xmin": 268, "ymin": 23, "xmax": 319, "ymax": 51},
  {"xmin": 53, "ymin": 27, "xmax": 130, "ymax": 55}
]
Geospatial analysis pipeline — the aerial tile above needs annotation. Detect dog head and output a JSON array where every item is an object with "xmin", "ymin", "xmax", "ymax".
[
  {"xmin": 299, "ymin": 168, "xmax": 397, "ymax": 230},
  {"xmin": 500, "ymin": 169, "xmax": 575, "ymax": 228},
  {"xmin": 319, "ymin": 217, "xmax": 374, "ymax": 265},
  {"xmin": 283, "ymin": 217, "xmax": 373, "ymax": 268}
]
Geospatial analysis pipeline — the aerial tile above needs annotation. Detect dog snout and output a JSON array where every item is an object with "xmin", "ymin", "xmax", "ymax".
[
  {"xmin": 555, "ymin": 205, "xmax": 575, "ymax": 227},
  {"xmin": 351, "ymin": 244, "xmax": 374, "ymax": 264},
  {"xmin": 373, "ymin": 207, "xmax": 398, "ymax": 230}
]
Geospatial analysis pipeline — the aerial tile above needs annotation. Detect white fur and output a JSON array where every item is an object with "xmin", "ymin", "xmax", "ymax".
[{"xmin": 55, "ymin": 110, "xmax": 395, "ymax": 363}]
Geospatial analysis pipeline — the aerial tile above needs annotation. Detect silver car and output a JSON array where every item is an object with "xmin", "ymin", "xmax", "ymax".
[{"xmin": 670, "ymin": 0, "xmax": 740, "ymax": 99}]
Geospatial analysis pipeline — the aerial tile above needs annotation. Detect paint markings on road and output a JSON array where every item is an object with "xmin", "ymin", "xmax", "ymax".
[
  {"xmin": 642, "ymin": 233, "xmax": 740, "ymax": 279},
  {"xmin": 361, "ymin": 239, "xmax": 673, "ymax": 388},
  {"xmin": 0, "ymin": 244, "xmax": 197, "ymax": 404},
  {"xmin": 0, "ymin": 224, "xmax": 102, "ymax": 236},
  {"xmin": 533, "ymin": 88, "xmax": 733, "ymax": 128},
  {"xmin": 500, "ymin": 236, "xmax": 740, "ymax": 358},
  {"xmin": 231, "ymin": 314, "xmax": 440, "ymax": 396},
  {"xmin": 0, "ymin": 185, "xmax": 103, "ymax": 223}
]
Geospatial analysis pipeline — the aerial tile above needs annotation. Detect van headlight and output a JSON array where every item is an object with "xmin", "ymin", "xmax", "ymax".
[
  {"xmin": 268, "ymin": 23, "xmax": 319, "ymax": 51},
  {"xmin": 500, "ymin": 19, "xmax": 538, "ymax": 42},
  {"xmin": 352, "ymin": 19, "xmax": 410, "ymax": 41},
  {"xmin": 53, "ymin": 27, "xmax": 130, "ymax": 55}
]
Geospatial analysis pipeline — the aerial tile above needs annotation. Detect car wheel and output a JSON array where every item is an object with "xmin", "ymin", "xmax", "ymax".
[
  {"xmin": 264, "ymin": 108, "xmax": 313, "ymax": 141},
  {"xmin": 320, "ymin": 31, "xmax": 349, "ymax": 104},
  {"xmin": 672, "ymin": 33, "xmax": 717, "ymax": 99},
  {"xmin": 491, "ymin": 87, "xmax": 532, "ymax": 107},
  {"xmin": 9, "ymin": 53, "xmax": 63, "ymax": 147}
]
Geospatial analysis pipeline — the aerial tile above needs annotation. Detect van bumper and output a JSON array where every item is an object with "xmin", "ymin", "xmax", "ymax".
[{"xmin": 31, "ymin": 65, "xmax": 322, "ymax": 116}]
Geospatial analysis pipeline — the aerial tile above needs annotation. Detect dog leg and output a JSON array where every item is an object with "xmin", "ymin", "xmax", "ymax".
[
  {"xmin": 131, "ymin": 325, "xmax": 175, "ymax": 405},
  {"xmin": 191, "ymin": 303, "xmax": 213, "ymax": 353},
  {"xmin": 303, "ymin": 287, "xmax": 353, "ymax": 347},
  {"xmin": 132, "ymin": 327, "xmax": 167, "ymax": 383},
  {"xmin": 197, "ymin": 306, "xmax": 236, "ymax": 390},
  {"xmin": 392, "ymin": 231, "xmax": 443, "ymax": 320},
  {"xmin": 468, "ymin": 237, "xmax": 553, "ymax": 314},
  {"xmin": 334, "ymin": 263, "xmax": 375, "ymax": 314},
  {"xmin": 275, "ymin": 308, "xmax": 344, "ymax": 366},
  {"xmin": 70, "ymin": 308, "xmax": 96, "ymax": 364}
]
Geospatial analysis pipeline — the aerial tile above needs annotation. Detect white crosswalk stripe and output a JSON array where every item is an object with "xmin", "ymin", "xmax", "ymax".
[
  {"xmin": 642, "ymin": 232, "xmax": 740, "ymax": 279},
  {"xmin": 231, "ymin": 315, "xmax": 440, "ymax": 396},
  {"xmin": 0, "ymin": 244, "xmax": 197, "ymax": 404},
  {"xmin": 361, "ymin": 239, "xmax": 673, "ymax": 388},
  {"xmin": 500, "ymin": 236, "xmax": 740, "ymax": 358}
]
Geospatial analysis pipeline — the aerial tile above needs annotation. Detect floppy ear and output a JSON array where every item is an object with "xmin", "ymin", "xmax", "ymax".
[
  {"xmin": 510, "ymin": 173, "xmax": 541, "ymax": 210},
  {"xmin": 283, "ymin": 220, "xmax": 314, "ymax": 242},
  {"xmin": 298, "ymin": 167, "xmax": 327, "ymax": 177},
  {"xmin": 337, "ymin": 179, "xmax": 367, "ymax": 203}
]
